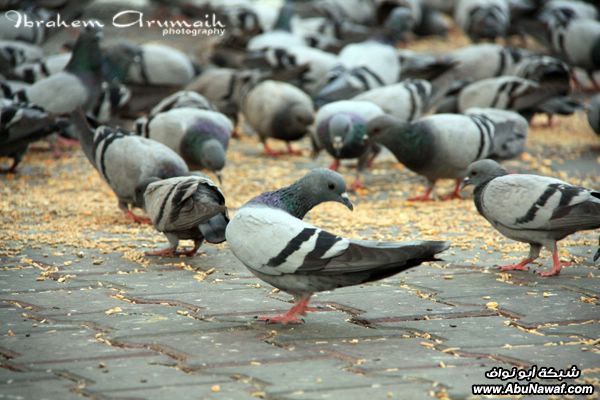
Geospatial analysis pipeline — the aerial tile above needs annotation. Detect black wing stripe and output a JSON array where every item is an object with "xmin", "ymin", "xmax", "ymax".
[
  {"xmin": 515, "ymin": 185, "xmax": 558, "ymax": 224},
  {"xmin": 267, "ymin": 228, "xmax": 317, "ymax": 267}
]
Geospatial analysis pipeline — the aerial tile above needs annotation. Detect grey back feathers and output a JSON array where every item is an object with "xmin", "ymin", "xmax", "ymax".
[
  {"xmin": 71, "ymin": 111, "xmax": 189, "ymax": 208},
  {"xmin": 144, "ymin": 175, "xmax": 228, "ymax": 239},
  {"xmin": 464, "ymin": 107, "xmax": 528, "ymax": 160},
  {"xmin": 242, "ymin": 80, "xmax": 314, "ymax": 143},
  {"xmin": 353, "ymin": 79, "xmax": 432, "ymax": 121}
]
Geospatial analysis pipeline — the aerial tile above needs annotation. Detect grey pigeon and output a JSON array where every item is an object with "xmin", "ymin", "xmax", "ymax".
[
  {"xmin": 588, "ymin": 94, "xmax": 600, "ymax": 136},
  {"xmin": 0, "ymin": 40, "xmax": 43, "ymax": 75},
  {"xmin": 0, "ymin": 99, "xmax": 68, "ymax": 172},
  {"xmin": 243, "ymin": 45, "xmax": 338, "ymax": 96},
  {"xmin": 148, "ymin": 91, "xmax": 215, "ymax": 117},
  {"xmin": 71, "ymin": 110, "xmax": 189, "ymax": 224},
  {"xmin": 315, "ymin": 40, "xmax": 401, "ymax": 105},
  {"xmin": 464, "ymin": 107, "xmax": 528, "ymax": 160},
  {"xmin": 241, "ymin": 80, "xmax": 314, "ymax": 156},
  {"xmin": 126, "ymin": 43, "xmax": 198, "ymax": 86},
  {"xmin": 454, "ymin": 0, "xmax": 510, "ymax": 42},
  {"xmin": 313, "ymin": 100, "xmax": 384, "ymax": 190},
  {"xmin": 226, "ymin": 168, "xmax": 450, "ymax": 324},
  {"xmin": 135, "ymin": 107, "xmax": 233, "ymax": 182},
  {"xmin": 367, "ymin": 113, "xmax": 496, "ymax": 200},
  {"xmin": 141, "ymin": 175, "xmax": 229, "ymax": 257},
  {"xmin": 353, "ymin": 79, "xmax": 433, "ymax": 122},
  {"xmin": 462, "ymin": 159, "xmax": 600, "ymax": 276},
  {"xmin": 187, "ymin": 68, "xmax": 266, "ymax": 123},
  {"xmin": 16, "ymin": 25, "xmax": 103, "ymax": 114},
  {"xmin": 455, "ymin": 76, "xmax": 566, "ymax": 115}
]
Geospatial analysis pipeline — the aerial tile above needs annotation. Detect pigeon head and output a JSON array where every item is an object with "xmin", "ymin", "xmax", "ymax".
[
  {"xmin": 367, "ymin": 114, "xmax": 409, "ymax": 140},
  {"xmin": 249, "ymin": 168, "xmax": 353, "ymax": 219},
  {"xmin": 103, "ymin": 41, "xmax": 142, "ymax": 82},
  {"xmin": 182, "ymin": 122, "xmax": 228, "ymax": 176},
  {"xmin": 381, "ymin": 6, "xmax": 415, "ymax": 43},
  {"xmin": 462, "ymin": 159, "xmax": 508, "ymax": 189},
  {"xmin": 328, "ymin": 114, "xmax": 367, "ymax": 157},
  {"xmin": 199, "ymin": 139, "xmax": 226, "ymax": 178},
  {"xmin": 297, "ymin": 168, "xmax": 353, "ymax": 211},
  {"xmin": 272, "ymin": 103, "xmax": 314, "ymax": 139},
  {"xmin": 65, "ymin": 24, "xmax": 103, "ymax": 76}
]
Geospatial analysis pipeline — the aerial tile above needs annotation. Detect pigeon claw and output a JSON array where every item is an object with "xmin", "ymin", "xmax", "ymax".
[
  {"xmin": 145, "ymin": 247, "xmax": 177, "ymax": 257},
  {"xmin": 125, "ymin": 211, "xmax": 152, "ymax": 224},
  {"xmin": 498, "ymin": 264, "xmax": 529, "ymax": 271}
]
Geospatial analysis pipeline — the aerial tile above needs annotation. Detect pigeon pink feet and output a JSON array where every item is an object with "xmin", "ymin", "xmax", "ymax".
[
  {"xmin": 257, "ymin": 294, "xmax": 314, "ymax": 325},
  {"xmin": 498, "ymin": 257, "xmax": 534, "ymax": 271},
  {"xmin": 125, "ymin": 210, "xmax": 152, "ymax": 224}
]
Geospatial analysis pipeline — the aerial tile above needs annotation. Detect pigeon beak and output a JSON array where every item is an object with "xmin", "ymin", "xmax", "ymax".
[
  {"xmin": 460, "ymin": 177, "xmax": 471, "ymax": 191},
  {"xmin": 339, "ymin": 192, "xmax": 354, "ymax": 211},
  {"xmin": 216, "ymin": 172, "xmax": 223, "ymax": 186}
]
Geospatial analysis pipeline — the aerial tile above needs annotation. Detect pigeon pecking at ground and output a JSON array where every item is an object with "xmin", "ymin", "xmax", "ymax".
[
  {"xmin": 225, "ymin": 168, "xmax": 450, "ymax": 324},
  {"xmin": 462, "ymin": 159, "xmax": 600, "ymax": 276},
  {"xmin": 71, "ymin": 110, "xmax": 189, "ymax": 224},
  {"xmin": 140, "ymin": 175, "xmax": 229, "ymax": 257},
  {"xmin": 366, "ymin": 113, "xmax": 497, "ymax": 201}
]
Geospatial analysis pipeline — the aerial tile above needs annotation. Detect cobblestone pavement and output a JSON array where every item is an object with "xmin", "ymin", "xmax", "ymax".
[{"xmin": 1, "ymin": 126, "xmax": 599, "ymax": 400}]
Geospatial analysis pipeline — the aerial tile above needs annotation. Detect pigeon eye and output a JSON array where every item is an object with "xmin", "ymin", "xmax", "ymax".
[
  {"xmin": 328, "ymin": 183, "xmax": 335, "ymax": 190},
  {"xmin": 472, "ymin": 171, "xmax": 478, "ymax": 176}
]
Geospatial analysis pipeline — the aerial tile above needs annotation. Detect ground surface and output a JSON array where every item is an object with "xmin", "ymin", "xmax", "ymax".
[
  {"xmin": 1, "ymin": 112, "xmax": 599, "ymax": 400},
  {"xmin": 1, "ymin": 20, "xmax": 600, "ymax": 400}
]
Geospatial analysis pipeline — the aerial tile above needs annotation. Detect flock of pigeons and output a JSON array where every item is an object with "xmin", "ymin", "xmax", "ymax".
[{"xmin": 1, "ymin": 0, "xmax": 600, "ymax": 323}]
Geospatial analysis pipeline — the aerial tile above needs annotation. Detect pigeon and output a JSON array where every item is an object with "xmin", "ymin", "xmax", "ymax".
[
  {"xmin": 125, "ymin": 43, "xmax": 198, "ymax": 86},
  {"xmin": 136, "ymin": 107, "xmax": 232, "ymax": 182},
  {"xmin": 548, "ymin": 18, "xmax": 600, "ymax": 84},
  {"xmin": 187, "ymin": 68, "xmax": 266, "ymax": 123},
  {"xmin": 454, "ymin": 0, "xmax": 510, "ymax": 42},
  {"xmin": 225, "ymin": 168, "xmax": 450, "ymax": 324},
  {"xmin": 313, "ymin": 100, "xmax": 384, "ymax": 190},
  {"xmin": 141, "ymin": 175, "xmax": 229, "ymax": 257},
  {"xmin": 462, "ymin": 159, "xmax": 600, "ymax": 276},
  {"xmin": 464, "ymin": 107, "xmax": 528, "ymax": 160},
  {"xmin": 15, "ymin": 25, "xmax": 103, "ymax": 114},
  {"xmin": 396, "ymin": 50, "xmax": 458, "ymax": 81},
  {"xmin": 243, "ymin": 45, "xmax": 339, "ymax": 96},
  {"xmin": 148, "ymin": 91, "xmax": 215, "ymax": 117},
  {"xmin": 315, "ymin": 39, "xmax": 401, "ymax": 105},
  {"xmin": 71, "ymin": 110, "xmax": 189, "ymax": 224},
  {"xmin": 10, "ymin": 53, "xmax": 70, "ymax": 83},
  {"xmin": 241, "ymin": 80, "xmax": 314, "ymax": 156},
  {"xmin": 431, "ymin": 45, "xmax": 525, "ymax": 91},
  {"xmin": 89, "ymin": 81, "xmax": 131, "ymax": 124},
  {"xmin": 455, "ymin": 76, "xmax": 565, "ymax": 114},
  {"xmin": 0, "ymin": 40, "xmax": 43, "ymax": 75},
  {"xmin": 353, "ymin": 79, "xmax": 432, "ymax": 122},
  {"xmin": 588, "ymin": 94, "xmax": 600, "ymax": 136},
  {"xmin": 0, "ymin": 99, "xmax": 68, "ymax": 172},
  {"xmin": 367, "ymin": 113, "xmax": 496, "ymax": 200}
]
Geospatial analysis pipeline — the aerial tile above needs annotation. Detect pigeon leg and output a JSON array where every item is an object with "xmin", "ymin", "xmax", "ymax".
[
  {"xmin": 257, "ymin": 294, "xmax": 313, "ymax": 324},
  {"xmin": 263, "ymin": 143, "xmax": 283, "ymax": 157},
  {"xmin": 124, "ymin": 210, "xmax": 152, "ymax": 224},
  {"xmin": 538, "ymin": 244, "xmax": 571, "ymax": 277},
  {"xmin": 286, "ymin": 143, "xmax": 303, "ymax": 156},
  {"xmin": 499, "ymin": 244, "xmax": 540, "ymax": 271},
  {"xmin": 0, "ymin": 157, "xmax": 20, "ymax": 174},
  {"xmin": 408, "ymin": 186, "xmax": 434, "ymax": 202},
  {"xmin": 328, "ymin": 159, "xmax": 340, "ymax": 171},
  {"xmin": 350, "ymin": 175, "xmax": 364, "ymax": 192},
  {"xmin": 146, "ymin": 246, "xmax": 178, "ymax": 257},
  {"xmin": 498, "ymin": 258, "xmax": 534, "ymax": 271},
  {"xmin": 441, "ymin": 180, "xmax": 463, "ymax": 200},
  {"xmin": 179, "ymin": 240, "xmax": 203, "ymax": 257}
]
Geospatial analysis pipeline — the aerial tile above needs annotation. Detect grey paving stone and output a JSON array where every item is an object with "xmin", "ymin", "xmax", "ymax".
[{"xmin": 0, "ymin": 378, "xmax": 83, "ymax": 400}]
